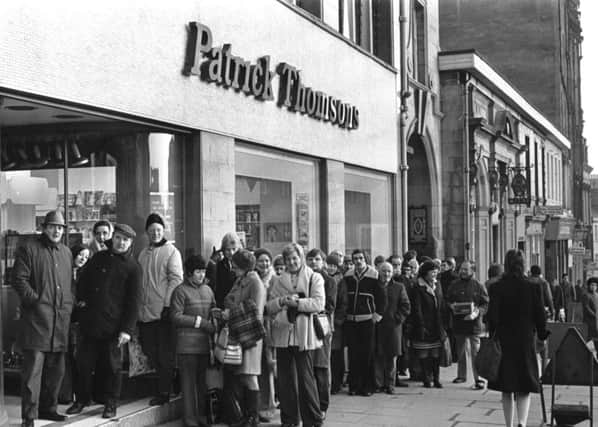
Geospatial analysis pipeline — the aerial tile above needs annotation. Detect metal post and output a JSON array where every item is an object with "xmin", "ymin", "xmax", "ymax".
[
  {"xmin": 462, "ymin": 76, "xmax": 472, "ymax": 260},
  {"xmin": 63, "ymin": 139, "xmax": 69, "ymax": 245},
  {"xmin": 0, "ymin": 130, "xmax": 7, "ymax": 427},
  {"xmin": 399, "ymin": 0, "xmax": 409, "ymax": 254}
]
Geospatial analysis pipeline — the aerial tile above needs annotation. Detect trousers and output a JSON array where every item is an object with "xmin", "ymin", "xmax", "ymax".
[
  {"xmin": 138, "ymin": 319, "xmax": 175, "ymax": 396},
  {"xmin": 178, "ymin": 354, "xmax": 210, "ymax": 427},
  {"xmin": 455, "ymin": 334, "xmax": 480, "ymax": 382},
  {"xmin": 76, "ymin": 335, "xmax": 123, "ymax": 404},
  {"xmin": 277, "ymin": 347, "xmax": 322, "ymax": 426},
  {"xmin": 21, "ymin": 350, "xmax": 65, "ymax": 421},
  {"xmin": 345, "ymin": 320, "xmax": 375, "ymax": 393},
  {"xmin": 374, "ymin": 353, "xmax": 397, "ymax": 389}
]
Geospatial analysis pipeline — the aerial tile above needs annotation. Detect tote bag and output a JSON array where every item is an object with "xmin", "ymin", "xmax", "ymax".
[{"xmin": 474, "ymin": 334, "xmax": 502, "ymax": 382}]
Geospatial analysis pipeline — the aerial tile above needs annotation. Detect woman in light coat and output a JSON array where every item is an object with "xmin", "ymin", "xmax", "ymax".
[
  {"xmin": 266, "ymin": 243, "xmax": 325, "ymax": 427},
  {"xmin": 224, "ymin": 249, "xmax": 266, "ymax": 427}
]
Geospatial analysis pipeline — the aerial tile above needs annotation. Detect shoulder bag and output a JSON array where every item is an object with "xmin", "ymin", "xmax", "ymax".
[
  {"xmin": 474, "ymin": 332, "xmax": 502, "ymax": 382},
  {"xmin": 213, "ymin": 325, "xmax": 242, "ymax": 366},
  {"xmin": 309, "ymin": 273, "xmax": 331, "ymax": 340}
]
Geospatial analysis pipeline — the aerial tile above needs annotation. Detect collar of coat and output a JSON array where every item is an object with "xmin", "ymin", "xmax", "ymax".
[
  {"xmin": 344, "ymin": 265, "xmax": 378, "ymax": 281},
  {"xmin": 275, "ymin": 265, "xmax": 315, "ymax": 295},
  {"xmin": 417, "ymin": 277, "xmax": 437, "ymax": 297}
]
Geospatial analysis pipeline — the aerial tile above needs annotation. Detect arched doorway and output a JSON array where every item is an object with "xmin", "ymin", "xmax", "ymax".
[{"xmin": 407, "ymin": 133, "xmax": 435, "ymax": 258}]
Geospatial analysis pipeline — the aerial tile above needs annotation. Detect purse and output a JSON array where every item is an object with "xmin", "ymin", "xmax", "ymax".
[
  {"xmin": 308, "ymin": 273, "xmax": 331, "ymax": 340},
  {"xmin": 214, "ymin": 326, "xmax": 243, "ymax": 366},
  {"xmin": 474, "ymin": 333, "xmax": 502, "ymax": 382}
]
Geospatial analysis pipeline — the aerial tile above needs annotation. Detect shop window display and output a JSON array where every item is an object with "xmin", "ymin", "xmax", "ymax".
[
  {"xmin": 344, "ymin": 166, "xmax": 392, "ymax": 258},
  {"xmin": 0, "ymin": 131, "xmax": 183, "ymax": 377},
  {"xmin": 235, "ymin": 143, "xmax": 319, "ymax": 255}
]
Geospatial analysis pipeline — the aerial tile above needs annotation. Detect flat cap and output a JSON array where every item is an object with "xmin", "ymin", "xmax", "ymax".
[{"xmin": 113, "ymin": 223, "xmax": 136, "ymax": 239}]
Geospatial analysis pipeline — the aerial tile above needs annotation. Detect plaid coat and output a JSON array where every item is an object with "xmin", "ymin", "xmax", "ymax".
[{"xmin": 224, "ymin": 271, "xmax": 266, "ymax": 375}]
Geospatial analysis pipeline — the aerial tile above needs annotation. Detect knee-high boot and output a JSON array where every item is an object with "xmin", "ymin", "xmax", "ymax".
[
  {"xmin": 432, "ymin": 358, "xmax": 442, "ymax": 388},
  {"xmin": 242, "ymin": 390, "xmax": 259, "ymax": 427}
]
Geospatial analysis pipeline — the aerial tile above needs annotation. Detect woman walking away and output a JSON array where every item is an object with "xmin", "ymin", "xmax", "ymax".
[
  {"xmin": 223, "ymin": 249, "xmax": 266, "ymax": 427},
  {"xmin": 409, "ymin": 260, "xmax": 445, "ymax": 388},
  {"xmin": 582, "ymin": 277, "xmax": 598, "ymax": 348},
  {"xmin": 266, "ymin": 243, "xmax": 325, "ymax": 427},
  {"xmin": 487, "ymin": 249, "xmax": 549, "ymax": 427}
]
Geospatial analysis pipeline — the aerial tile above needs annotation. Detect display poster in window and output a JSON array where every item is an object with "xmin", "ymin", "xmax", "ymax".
[
  {"xmin": 408, "ymin": 206, "xmax": 427, "ymax": 243},
  {"xmin": 296, "ymin": 193, "xmax": 309, "ymax": 248},
  {"xmin": 263, "ymin": 222, "xmax": 292, "ymax": 243},
  {"xmin": 236, "ymin": 204, "xmax": 260, "ymax": 250},
  {"xmin": 150, "ymin": 192, "xmax": 176, "ymax": 236}
]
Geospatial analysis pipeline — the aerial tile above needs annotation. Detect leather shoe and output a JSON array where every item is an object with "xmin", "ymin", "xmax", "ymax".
[
  {"xmin": 21, "ymin": 420, "xmax": 33, "ymax": 427},
  {"xmin": 452, "ymin": 377, "xmax": 466, "ymax": 384},
  {"xmin": 102, "ymin": 403, "xmax": 117, "ymax": 419},
  {"xmin": 385, "ymin": 387, "xmax": 395, "ymax": 395},
  {"xmin": 149, "ymin": 394, "xmax": 169, "ymax": 406},
  {"xmin": 66, "ymin": 402, "xmax": 87, "ymax": 415},
  {"xmin": 434, "ymin": 381, "xmax": 443, "ymax": 389},
  {"xmin": 38, "ymin": 411, "xmax": 67, "ymax": 421}
]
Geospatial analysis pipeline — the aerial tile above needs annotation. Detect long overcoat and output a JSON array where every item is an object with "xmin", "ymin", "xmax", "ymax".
[
  {"xmin": 376, "ymin": 279, "xmax": 411, "ymax": 357},
  {"xmin": 487, "ymin": 274, "xmax": 548, "ymax": 393},
  {"xmin": 12, "ymin": 235, "xmax": 73, "ymax": 352}
]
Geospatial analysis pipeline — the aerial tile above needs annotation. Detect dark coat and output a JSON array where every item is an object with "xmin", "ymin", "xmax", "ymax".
[
  {"xmin": 409, "ymin": 278, "xmax": 446, "ymax": 343},
  {"xmin": 77, "ymin": 249, "xmax": 142, "ymax": 339},
  {"xmin": 439, "ymin": 270, "xmax": 458, "ymax": 297},
  {"xmin": 376, "ymin": 279, "xmax": 411, "ymax": 357},
  {"xmin": 211, "ymin": 258, "xmax": 237, "ymax": 309},
  {"xmin": 12, "ymin": 235, "xmax": 73, "ymax": 352},
  {"xmin": 487, "ymin": 274, "xmax": 548, "ymax": 393},
  {"xmin": 342, "ymin": 266, "xmax": 385, "ymax": 318},
  {"xmin": 582, "ymin": 291, "xmax": 598, "ymax": 339},
  {"xmin": 445, "ymin": 276, "xmax": 489, "ymax": 335},
  {"xmin": 331, "ymin": 275, "xmax": 348, "ymax": 351},
  {"xmin": 313, "ymin": 269, "xmax": 338, "ymax": 367}
]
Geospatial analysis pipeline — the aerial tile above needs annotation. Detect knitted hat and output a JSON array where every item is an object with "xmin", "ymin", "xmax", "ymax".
[
  {"xmin": 113, "ymin": 223, "xmax": 136, "ymax": 238},
  {"xmin": 326, "ymin": 253, "xmax": 341, "ymax": 267},
  {"xmin": 418, "ymin": 260, "xmax": 438, "ymax": 279},
  {"xmin": 254, "ymin": 248, "xmax": 272, "ymax": 262},
  {"xmin": 232, "ymin": 249, "xmax": 256, "ymax": 271},
  {"xmin": 185, "ymin": 254, "xmax": 207, "ymax": 274},
  {"xmin": 145, "ymin": 213, "xmax": 165, "ymax": 230}
]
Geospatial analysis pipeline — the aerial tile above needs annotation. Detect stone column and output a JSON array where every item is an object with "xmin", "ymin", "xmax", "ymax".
[
  {"xmin": 322, "ymin": 160, "xmax": 345, "ymax": 254},
  {"xmin": 199, "ymin": 131, "xmax": 236, "ymax": 257}
]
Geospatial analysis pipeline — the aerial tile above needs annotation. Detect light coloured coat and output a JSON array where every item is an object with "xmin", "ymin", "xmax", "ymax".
[
  {"xmin": 137, "ymin": 241, "xmax": 184, "ymax": 322},
  {"xmin": 225, "ymin": 270, "xmax": 266, "ymax": 375},
  {"xmin": 266, "ymin": 266, "xmax": 325, "ymax": 351}
]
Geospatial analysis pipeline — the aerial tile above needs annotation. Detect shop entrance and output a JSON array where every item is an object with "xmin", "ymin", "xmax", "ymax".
[{"xmin": 407, "ymin": 133, "xmax": 434, "ymax": 258}]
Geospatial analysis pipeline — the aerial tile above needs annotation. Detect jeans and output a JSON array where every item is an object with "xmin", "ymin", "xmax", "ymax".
[
  {"xmin": 277, "ymin": 347, "xmax": 322, "ymax": 426},
  {"xmin": 21, "ymin": 350, "xmax": 65, "ymax": 421},
  {"xmin": 455, "ymin": 334, "xmax": 481, "ymax": 382}
]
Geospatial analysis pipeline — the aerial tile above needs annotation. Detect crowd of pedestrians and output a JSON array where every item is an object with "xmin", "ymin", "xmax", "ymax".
[{"xmin": 10, "ymin": 209, "xmax": 598, "ymax": 427}]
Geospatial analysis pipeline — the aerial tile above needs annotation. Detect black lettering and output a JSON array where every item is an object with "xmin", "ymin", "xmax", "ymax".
[
  {"xmin": 306, "ymin": 88, "xmax": 318, "ymax": 115},
  {"xmin": 329, "ymin": 98, "xmax": 338, "ymax": 123},
  {"xmin": 338, "ymin": 102, "xmax": 347, "ymax": 127},
  {"xmin": 221, "ymin": 44, "xmax": 233, "ymax": 87},
  {"xmin": 230, "ymin": 55, "xmax": 248, "ymax": 90},
  {"xmin": 276, "ymin": 63, "xmax": 297, "ymax": 108},
  {"xmin": 352, "ymin": 107, "xmax": 360, "ymax": 129},
  {"xmin": 207, "ymin": 47, "xmax": 224, "ymax": 83},
  {"xmin": 293, "ymin": 78, "xmax": 307, "ymax": 113},
  {"xmin": 315, "ymin": 91, "xmax": 326, "ymax": 120},
  {"xmin": 256, "ymin": 56, "xmax": 274, "ymax": 101},
  {"xmin": 240, "ymin": 61, "xmax": 252, "ymax": 93},
  {"xmin": 183, "ymin": 22, "xmax": 213, "ymax": 76}
]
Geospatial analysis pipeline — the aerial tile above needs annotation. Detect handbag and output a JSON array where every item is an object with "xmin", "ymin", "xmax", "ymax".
[
  {"xmin": 474, "ymin": 333, "xmax": 502, "ymax": 382},
  {"xmin": 308, "ymin": 273, "xmax": 331, "ymax": 340},
  {"xmin": 214, "ymin": 326, "xmax": 243, "ymax": 366}
]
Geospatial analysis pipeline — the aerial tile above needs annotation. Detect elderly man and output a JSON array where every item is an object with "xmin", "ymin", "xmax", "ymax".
[
  {"xmin": 138, "ymin": 213, "xmax": 184, "ymax": 406},
  {"xmin": 13, "ymin": 210, "xmax": 73, "ymax": 427},
  {"xmin": 67, "ymin": 224, "xmax": 141, "ymax": 418},
  {"xmin": 446, "ymin": 260, "xmax": 489, "ymax": 390},
  {"xmin": 374, "ymin": 262, "xmax": 411, "ymax": 394}
]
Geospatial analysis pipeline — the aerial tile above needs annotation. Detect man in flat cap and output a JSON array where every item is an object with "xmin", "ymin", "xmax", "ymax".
[
  {"xmin": 66, "ymin": 223, "xmax": 141, "ymax": 419},
  {"xmin": 13, "ymin": 210, "xmax": 73, "ymax": 427}
]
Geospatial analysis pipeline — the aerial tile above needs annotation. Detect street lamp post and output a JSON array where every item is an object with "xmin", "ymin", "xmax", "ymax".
[{"xmin": 399, "ymin": 0, "xmax": 410, "ymax": 254}]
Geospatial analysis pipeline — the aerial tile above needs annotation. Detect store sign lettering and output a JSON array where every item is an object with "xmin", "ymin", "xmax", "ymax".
[{"xmin": 183, "ymin": 21, "xmax": 359, "ymax": 130}]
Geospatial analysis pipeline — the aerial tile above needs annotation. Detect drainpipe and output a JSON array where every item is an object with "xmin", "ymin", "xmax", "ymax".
[
  {"xmin": 399, "ymin": 0, "xmax": 410, "ymax": 253},
  {"xmin": 460, "ymin": 71, "xmax": 472, "ymax": 260}
]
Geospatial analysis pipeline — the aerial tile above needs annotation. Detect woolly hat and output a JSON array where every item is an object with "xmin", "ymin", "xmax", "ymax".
[
  {"xmin": 145, "ymin": 213, "xmax": 165, "ymax": 230},
  {"xmin": 418, "ymin": 260, "xmax": 438, "ymax": 279},
  {"xmin": 326, "ymin": 253, "xmax": 342, "ymax": 267},
  {"xmin": 185, "ymin": 255, "xmax": 207, "ymax": 274},
  {"xmin": 232, "ymin": 249, "xmax": 256, "ymax": 271}
]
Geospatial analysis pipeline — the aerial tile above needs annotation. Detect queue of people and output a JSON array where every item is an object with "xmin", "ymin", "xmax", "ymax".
[{"xmin": 10, "ymin": 212, "xmax": 596, "ymax": 427}]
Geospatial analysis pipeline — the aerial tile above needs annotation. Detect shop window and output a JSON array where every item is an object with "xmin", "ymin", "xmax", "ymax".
[
  {"xmin": 344, "ymin": 166, "xmax": 391, "ymax": 258},
  {"xmin": 235, "ymin": 143, "xmax": 319, "ymax": 255},
  {"xmin": 1, "ymin": 131, "xmax": 183, "ymax": 362}
]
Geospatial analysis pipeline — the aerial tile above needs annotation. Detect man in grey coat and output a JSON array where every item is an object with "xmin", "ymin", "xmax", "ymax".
[{"xmin": 12, "ymin": 210, "xmax": 73, "ymax": 427}]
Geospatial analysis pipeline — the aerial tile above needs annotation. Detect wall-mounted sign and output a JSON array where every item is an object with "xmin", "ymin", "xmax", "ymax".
[
  {"xmin": 183, "ymin": 21, "xmax": 359, "ymax": 130},
  {"xmin": 508, "ymin": 171, "xmax": 530, "ymax": 205},
  {"xmin": 408, "ymin": 206, "xmax": 427, "ymax": 243},
  {"xmin": 534, "ymin": 205, "xmax": 563, "ymax": 216}
]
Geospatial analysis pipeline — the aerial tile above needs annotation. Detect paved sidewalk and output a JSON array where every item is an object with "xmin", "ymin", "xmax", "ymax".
[{"xmin": 158, "ymin": 363, "xmax": 592, "ymax": 427}]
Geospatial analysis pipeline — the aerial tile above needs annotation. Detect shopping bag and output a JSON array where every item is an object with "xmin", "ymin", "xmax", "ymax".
[{"xmin": 475, "ymin": 335, "xmax": 502, "ymax": 382}]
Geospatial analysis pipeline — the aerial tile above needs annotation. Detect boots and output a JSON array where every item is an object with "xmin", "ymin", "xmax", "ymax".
[{"xmin": 242, "ymin": 390, "xmax": 260, "ymax": 427}]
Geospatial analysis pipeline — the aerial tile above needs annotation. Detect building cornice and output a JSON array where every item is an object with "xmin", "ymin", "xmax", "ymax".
[{"xmin": 439, "ymin": 50, "xmax": 571, "ymax": 152}]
